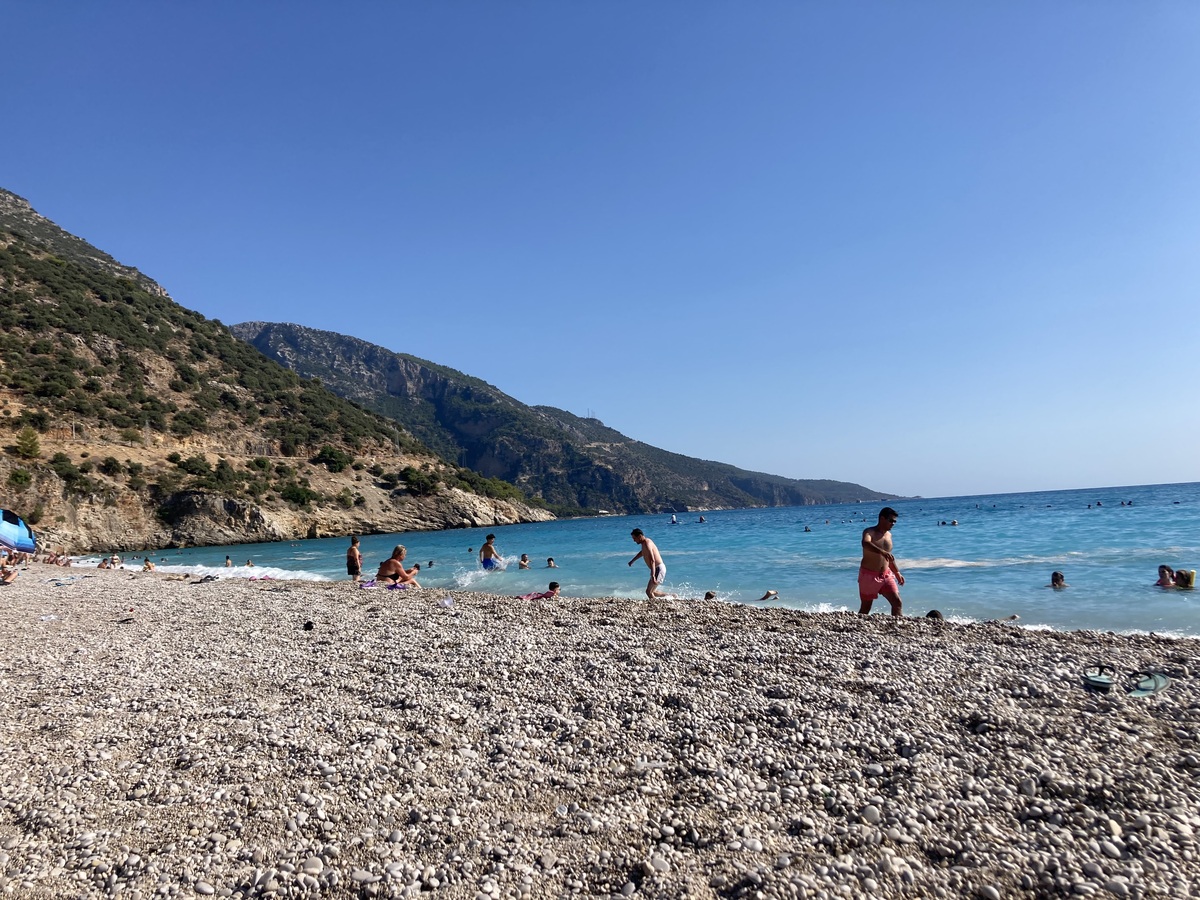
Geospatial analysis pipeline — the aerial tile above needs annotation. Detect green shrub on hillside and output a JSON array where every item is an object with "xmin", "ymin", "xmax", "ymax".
[{"xmin": 312, "ymin": 445, "xmax": 353, "ymax": 473}]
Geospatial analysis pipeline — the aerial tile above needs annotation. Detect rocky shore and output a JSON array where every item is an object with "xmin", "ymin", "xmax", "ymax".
[{"xmin": 1, "ymin": 567, "xmax": 1198, "ymax": 898}]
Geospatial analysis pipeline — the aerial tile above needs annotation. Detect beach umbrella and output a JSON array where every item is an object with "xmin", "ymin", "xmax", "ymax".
[{"xmin": 0, "ymin": 508, "xmax": 37, "ymax": 554}]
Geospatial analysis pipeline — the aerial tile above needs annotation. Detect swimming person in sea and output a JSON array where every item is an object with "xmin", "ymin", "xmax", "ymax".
[
  {"xmin": 479, "ymin": 534, "xmax": 502, "ymax": 571},
  {"xmin": 628, "ymin": 528, "xmax": 670, "ymax": 600},
  {"xmin": 858, "ymin": 507, "xmax": 904, "ymax": 616},
  {"xmin": 1048, "ymin": 571, "xmax": 1068, "ymax": 588},
  {"xmin": 1155, "ymin": 565, "xmax": 1176, "ymax": 587},
  {"xmin": 518, "ymin": 554, "xmax": 531, "ymax": 569}
]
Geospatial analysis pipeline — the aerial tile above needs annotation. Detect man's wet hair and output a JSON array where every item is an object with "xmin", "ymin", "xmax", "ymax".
[
  {"xmin": 880, "ymin": 507, "xmax": 899, "ymax": 520},
  {"xmin": 925, "ymin": 609, "xmax": 944, "ymax": 620},
  {"xmin": 549, "ymin": 582, "xmax": 560, "ymax": 591},
  {"xmin": 631, "ymin": 528, "xmax": 644, "ymax": 538}
]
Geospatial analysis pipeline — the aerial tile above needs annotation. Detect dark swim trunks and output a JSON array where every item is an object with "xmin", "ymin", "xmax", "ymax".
[
  {"xmin": 481, "ymin": 557, "xmax": 499, "ymax": 570},
  {"xmin": 347, "ymin": 560, "xmax": 361, "ymax": 577}
]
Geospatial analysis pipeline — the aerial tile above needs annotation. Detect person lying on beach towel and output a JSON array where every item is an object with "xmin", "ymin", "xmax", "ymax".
[
  {"xmin": 0, "ymin": 565, "xmax": 17, "ymax": 585},
  {"xmin": 516, "ymin": 582, "xmax": 560, "ymax": 601}
]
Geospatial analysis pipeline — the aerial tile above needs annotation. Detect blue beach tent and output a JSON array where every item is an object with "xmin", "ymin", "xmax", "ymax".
[{"xmin": 0, "ymin": 508, "xmax": 36, "ymax": 554}]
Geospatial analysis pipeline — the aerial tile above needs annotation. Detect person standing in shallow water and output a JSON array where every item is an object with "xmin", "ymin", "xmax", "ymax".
[
  {"xmin": 858, "ymin": 507, "xmax": 904, "ymax": 616},
  {"xmin": 628, "ymin": 528, "xmax": 669, "ymax": 600},
  {"xmin": 346, "ymin": 536, "xmax": 363, "ymax": 582},
  {"xmin": 479, "ymin": 534, "xmax": 502, "ymax": 571}
]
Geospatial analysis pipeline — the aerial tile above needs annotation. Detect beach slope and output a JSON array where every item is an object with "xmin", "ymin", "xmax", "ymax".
[{"xmin": 1, "ymin": 569, "xmax": 1197, "ymax": 898}]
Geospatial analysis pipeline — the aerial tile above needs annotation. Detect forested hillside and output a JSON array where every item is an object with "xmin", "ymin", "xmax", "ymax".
[
  {"xmin": 0, "ymin": 189, "xmax": 551, "ymax": 551},
  {"xmin": 231, "ymin": 322, "xmax": 894, "ymax": 514}
]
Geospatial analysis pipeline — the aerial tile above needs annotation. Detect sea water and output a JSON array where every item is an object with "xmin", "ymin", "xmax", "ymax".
[{"xmin": 97, "ymin": 482, "xmax": 1200, "ymax": 637}]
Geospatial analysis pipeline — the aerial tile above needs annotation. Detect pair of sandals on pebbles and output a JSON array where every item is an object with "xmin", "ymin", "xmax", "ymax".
[{"xmin": 1083, "ymin": 664, "xmax": 1171, "ymax": 697}]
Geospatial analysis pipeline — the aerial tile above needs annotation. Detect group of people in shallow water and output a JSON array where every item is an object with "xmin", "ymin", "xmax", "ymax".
[
  {"xmin": 1156, "ymin": 565, "xmax": 1197, "ymax": 589},
  {"xmin": 336, "ymin": 508, "xmax": 1198, "ymax": 610}
]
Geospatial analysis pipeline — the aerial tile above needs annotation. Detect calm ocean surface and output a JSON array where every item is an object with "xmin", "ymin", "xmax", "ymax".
[{"xmin": 96, "ymin": 482, "xmax": 1200, "ymax": 637}]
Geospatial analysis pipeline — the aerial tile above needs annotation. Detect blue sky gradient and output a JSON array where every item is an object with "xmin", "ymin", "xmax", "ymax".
[{"xmin": 4, "ymin": 2, "xmax": 1197, "ymax": 497}]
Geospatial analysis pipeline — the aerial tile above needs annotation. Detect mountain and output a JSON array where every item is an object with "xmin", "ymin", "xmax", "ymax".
[
  {"xmin": 0, "ymin": 188, "xmax": 551, "ymax": 552},
  {"xmin": 229, "ymin": 322, "xmax": 895, "ymax": 514}
]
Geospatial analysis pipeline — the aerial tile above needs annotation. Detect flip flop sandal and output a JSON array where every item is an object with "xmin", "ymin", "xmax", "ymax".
[
  {"xmin": 1083, "ymin": 663, "xmax": 1118, "ymax": 692},
  {"xmin": 1126, "ymin": 671, "xmax": 1171, "ymax": 698}
]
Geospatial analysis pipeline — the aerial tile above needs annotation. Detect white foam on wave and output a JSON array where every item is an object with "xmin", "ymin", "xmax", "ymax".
[
  {"xmin": 798, "ymin": 601, "xmax": 853, "ymax": 614},
  {"xmin": 903, "ymin": 552, "xmax": 1095, "ymax": 570},
  {"xmin": 451, "ymin": 567, "xmax": 500, "ymax": 589},
  {"xmin": 155, "ymin": 563, "xmax": 331, "ymax": 582}
]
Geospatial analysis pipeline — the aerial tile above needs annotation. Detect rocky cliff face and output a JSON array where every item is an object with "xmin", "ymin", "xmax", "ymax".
[
  {"xmin": 2, "ymin": 449, "xmax": 552, "ymax": 554},
  {"xmin": 230, "ymin": 322, "xmax": 896, "ymax": 513}
]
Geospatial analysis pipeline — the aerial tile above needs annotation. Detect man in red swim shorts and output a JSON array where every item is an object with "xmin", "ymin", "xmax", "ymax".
[{"xmin": 859, "ymin": 507, "xmax": 904, "ymax": 616}]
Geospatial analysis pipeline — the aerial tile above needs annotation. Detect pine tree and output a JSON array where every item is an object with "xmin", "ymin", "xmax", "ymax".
[{"xmin": 15, "ymin": 425, "xmax": 41, "ymax": 460}]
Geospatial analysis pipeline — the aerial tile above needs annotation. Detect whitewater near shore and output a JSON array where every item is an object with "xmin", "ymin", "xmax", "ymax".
[{"xmin": 1, "ymin": 566, "xmax": 1198, "ymax": 898}]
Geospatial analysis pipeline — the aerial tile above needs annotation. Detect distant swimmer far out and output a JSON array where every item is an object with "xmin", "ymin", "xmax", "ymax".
[
  {"xmin": 479, "ymin": 534, "xmax": 502, "ymax": 571},
  {"xmin": 1048, "ymin": 571, "xmax": 1068, "ymax": 589},
  {"xmin": 858, "ymin": 507, "xmax": 904, "ymax": 616}
]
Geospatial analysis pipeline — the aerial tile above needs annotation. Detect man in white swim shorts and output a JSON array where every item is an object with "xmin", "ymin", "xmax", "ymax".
[{"xmin": 628, "ymin": 528, "xmax": 670, "ymax": 600}]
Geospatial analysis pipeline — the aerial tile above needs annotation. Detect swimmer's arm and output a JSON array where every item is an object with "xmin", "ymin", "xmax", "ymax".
[{"xmin": 628, "ymin": 548, "xmax": 645, "ymax": 566}]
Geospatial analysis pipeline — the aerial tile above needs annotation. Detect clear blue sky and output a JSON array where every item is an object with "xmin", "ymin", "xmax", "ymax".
[{"xmin": 4, "ymin": 2, "xmax": 1198, "ymax": 498}]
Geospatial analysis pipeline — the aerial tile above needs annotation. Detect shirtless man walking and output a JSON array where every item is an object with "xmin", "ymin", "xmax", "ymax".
[
  {"xmin": 628, "ymin": 528, "xmax": 670, "ymax": 600},
  {"xmin": 859, "ymin": 507, "xmax": 904, "ymax": 616}
]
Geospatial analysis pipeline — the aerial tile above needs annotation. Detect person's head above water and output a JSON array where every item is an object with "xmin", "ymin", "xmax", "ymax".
[{"xmin": 1050, "ymin": 571, "xmax": 1066, "ymax": 588}]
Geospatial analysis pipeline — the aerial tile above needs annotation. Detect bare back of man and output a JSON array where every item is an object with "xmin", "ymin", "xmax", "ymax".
[{"xmin": 859, "ymin": 508, "xmax": 904, "ymax": 616}]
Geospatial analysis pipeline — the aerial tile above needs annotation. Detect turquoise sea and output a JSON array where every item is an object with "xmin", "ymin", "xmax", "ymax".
[{"xmin": 93, "ymin": 482, "xmax": 1200, "ymax": 637}]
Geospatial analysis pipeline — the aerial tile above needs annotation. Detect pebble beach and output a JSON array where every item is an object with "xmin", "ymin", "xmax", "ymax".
[{"xmin": 2, "ymin": 567, "xmax": 1199, "ymax": 899}]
